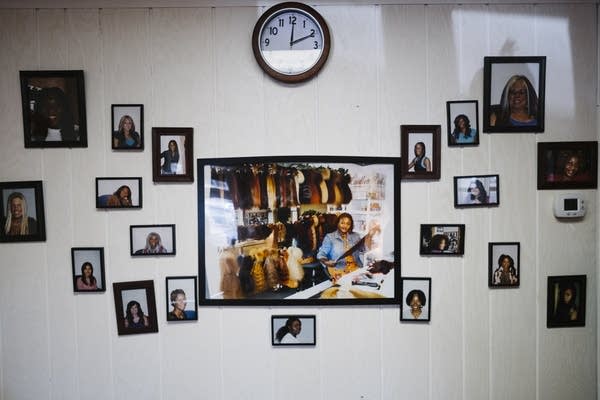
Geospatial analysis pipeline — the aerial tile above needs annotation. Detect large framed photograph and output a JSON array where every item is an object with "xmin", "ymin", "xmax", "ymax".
[
  {"xmin": 483, "ymin": 56, "xmax": 546, "ymax": 133},
  {"xmin": 446, "ymin": 100, "xmax": 479, "ymax": 146},
  {"xmin": 401, "ymin": 125, "xmax": 441, "ymax": 180},
  {"xmin": 400, "ymin": 277, "xmax": 431, "ymax": 322},
  {"xmin": 537, "ymin": 141, "xmax": 598, "ymax": 190},
  {"xmin": 271, "ymin": 315, "xmax": 316, "ymax": 346},
  {"xmin": 197, "ymin": 156, "xmax": 401, "ymax": 306},
  {"xmin": 165, "ymin": 276, "xmax": 198, "ymax": 321},
  {"xmin": 111, "ymin": 104, "xmax": 143, "ymax": 150},
  {"xmin": 419, "ymin": 224, "xmax": 465, "ymax": 255},
  {"xmin": 96, "ymin": 177, "xmax": 142, "ymax": 209},
  {"xmin": 113, "ymin": 280, "xmax": 159, "ymax": 335},
  {"xmin": 130, "ymin": 224, "xmax": 176, "ymax": 256},
  {"xmin": 454, "ymin": 174, "xmax": 499, "ymax": 208},
  {"xmin": 71, "ymin": 247, "xmax": 106, "ymax": 292},
  {"xmin": 0, "ymin": 181, "xmax": 46, "ymax": 242},
  {"xmin": 152, "ymin": 127, "xmax": 194, "ymax": 183},
  {"xmin": 547, "ymin": 275, "xmax": 586, "ymax": 328},
  {"xmin": 20, "ymin": 70, "xmax": 87, "ymax": 148},
  {"xmin": 488, "ymin": 242, "xmax": 519, "ymax": 288}
]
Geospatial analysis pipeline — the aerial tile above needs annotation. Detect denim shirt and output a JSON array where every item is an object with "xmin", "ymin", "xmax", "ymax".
[{"xmin": 316, "ymin": 230, "xmax": 364, "ymax": 269}]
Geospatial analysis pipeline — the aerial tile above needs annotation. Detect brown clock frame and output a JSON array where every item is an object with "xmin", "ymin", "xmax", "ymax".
[{"xmin": 251, "ymin": 2, "xmax": 331, "ymax": 84}]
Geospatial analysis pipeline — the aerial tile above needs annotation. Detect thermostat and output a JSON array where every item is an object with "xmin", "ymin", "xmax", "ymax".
[{"xmin": 554, "ymin": 193, "xmax": 585, "ymax": 218}]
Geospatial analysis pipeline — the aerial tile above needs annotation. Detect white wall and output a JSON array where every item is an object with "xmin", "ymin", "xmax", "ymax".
[{"xmin": 0, "ymin": 3, "xmax": 597, "ymax": 400}]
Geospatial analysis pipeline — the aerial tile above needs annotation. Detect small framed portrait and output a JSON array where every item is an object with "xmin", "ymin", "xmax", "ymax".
[
  {"xmin": 0, "ymin": 181, "xmax": 46, "ymax": 242},
  {"xmin": 19, "ymin": 70, "xmax": 87, "ymax": 148},
  {"xmin": 111, "ymin": 104, "xmax": 143, "ymax": 150},
  {"xmin": 483, "ymin": 56, "xmax": 546, "ymax": 133},
  {"xmin": 71, "ymin": 247, "xmax": 106, "ymax": 292},
  {"xmin": 130, "ymin": 224, "xmax": 176, "ymax": 256},
  {"xmin": 165, "ymin": 276, "xmax": 198, "ymax": 321},
  {"xmin": 96, "ymin": 177, "xmax": 142, "ymax": 209},
  {"xmin": 454, "ymin": 174, "xmax": 499, "ymax": 208},
  {"xmin": 547, "ymin": 275, "xmax": 586, "ymax": 328},
  {"xmin": 271, "ymin": 315, "xmax": 316, "ymax": 346},
  {"xmin": 419, "ymin": 224, "xmax": 465, "ymax": 255},
  {"xmin": 113, "ymin": 280, "xmax": 159, "ymax": 335},
  {"xmin": 401, "ymin": 125, "xmax": 441, "ymax": 180},
  {"xmin": 537, "ymin": 141, "xmax": 598, "ymax": 190},
  {"xmin": 401, "ymin": 277, "xmax": 431, "ymax": 322},
  {"xmin": 488, "ymin": 242, "xmax": 520, "ymax": 288},
  {"xmin": 446, "ymin": 100, "xmax": 479, "ymax": 146},
  {"xmin": 152, "ymin": 127, "xmax": 194, "ymax": 183}
]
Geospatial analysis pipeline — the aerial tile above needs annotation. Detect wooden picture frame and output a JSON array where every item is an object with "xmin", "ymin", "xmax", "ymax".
[
  {"xmin": 419, "ymin": 224, "xmax": 465, "ymax": 255},
  {"xmin": 130, "ymin": 224, "xmax": 176, "ymax": 256},
  {"xmin": 113, "ymin": 280, "xmax": 159, "ymax": 335},
  {"xmin": 547, "ymin": 275, "xmax": 586, "ymax": 328},
  {"xmin": 488, "ymin": 242, "xmax": 520, "ymax": 288},
  {"xmin": 401, "ymin": 125, "xmax": 441, "ymax": 180},
  {"xmin": 96, "ymin": 177, "xmax": 142, "ymax": 209},
  {"xmin": 165, "ymin": 276, "xmax": 198, "ymax": 321},
  {"xmin": 111, "ymin": 104, "xmax": 144, "ymax": 150},
  {"xmin": 537, "ymin": 141, "xmax": 598, "ymax": 190},
  {"xmin": 197, "ymin": 156, "xmax": 401, "ymax": 306},
  {"xmin": 271, "ymin": 315, "xmax": 316, "ymax": 346},
  {"xmin": 454, "ymin": 174, "xmax": 499, "ymax": 208},
  {"xmin": 0, "ymin": 180, "xmax": 46, "ymax": 242},
  {"xmin": 71, "ymin": 247, "xmax": 106, "ymax": 292},
  {"xmin": 483, "ymin": 56, "xmax": 546, "ymax": 133},
  {"xmin": 152, "ymin": 127, "xmax": 194, "ymax": 183},
  {"xmin": 20, "ymin": 70, "xmax": 87, "ymax": 148},
  {"xmin": 446, "ymin": 100, "xmax": 479, "ymax": 146},
  {"xmin": 400, "ymin": 277, "xmax": 431, "ymax": 322}
]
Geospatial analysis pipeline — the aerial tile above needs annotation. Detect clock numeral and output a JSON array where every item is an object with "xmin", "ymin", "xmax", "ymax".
[
  {"xmin": 289, "ymin": 15, "xmax": 296, "ymax": 25},
  {"xmin": 269, "ymin": 26, "xmax": 278, "ymax": 35},
  {"xmin": 303, "ymin": 20, "xmax": 306, "ymax": 28},
  {"xmin": 313, "ymin": 40, "xmax": 318, "ymax": 49},
  {"xmin": 310, "ymin": 29, "xmax": 315, "ymax": 36},
  {"xmin": 264, "ymin": 38, "xmax": 270, "ymax": 47},
  {"xmin": 278, "ymin": 18, "xmax": 284, "ymax": 27}
]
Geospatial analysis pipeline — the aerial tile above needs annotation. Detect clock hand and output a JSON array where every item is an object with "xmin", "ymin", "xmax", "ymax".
[
  {"xmin": 289, "ymin": 22, "xmax": 295, "ymax": 47},
  {"xmin": 291, "ymin": 31, "xmax": 315, "ymax": 45}
]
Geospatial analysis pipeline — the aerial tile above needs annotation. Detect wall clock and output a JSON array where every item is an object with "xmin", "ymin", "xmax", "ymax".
[{"xmin": 251, "ymin": 2, "xmax": 331, "ymax": 83}]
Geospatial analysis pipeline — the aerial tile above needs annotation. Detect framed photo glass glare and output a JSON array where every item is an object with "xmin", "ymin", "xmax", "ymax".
[{"xmin": 197, "ymin": 156, "xmax": 401, "ymax": 305}]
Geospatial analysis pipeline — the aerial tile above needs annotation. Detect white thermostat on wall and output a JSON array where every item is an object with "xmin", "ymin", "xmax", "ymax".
[{"xmin": 554, "ymin": 193, "xmax": 585, "ymax": 218}]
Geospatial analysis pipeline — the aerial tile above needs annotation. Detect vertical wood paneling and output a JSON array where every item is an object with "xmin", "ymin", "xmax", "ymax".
[
  {"xmin": 317, "ymin": 5, "xmax": 378, "ymax": 155},
  {"xmin": 537, "ymin": 5, "xmax": 598, "ymax": 400},
  {"xmin": 0, "ymin": 4, "xmax": 597, "ymax": 400}
]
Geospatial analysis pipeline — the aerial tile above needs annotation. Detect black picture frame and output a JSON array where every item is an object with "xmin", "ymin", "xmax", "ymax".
[
  {"xmin": 71, "ymin": 247, "xmax": 106, "ymax": 292},
  {"xmin": 19, "ymin": 70, "xmax": 87, "ymax": 148},
  {"xmin": 130, "ymin": 224, "xmax": 176, "ymax": 256},
  {"xmin": 483, "ymin": 56, "xmax": 546, "ymax": 133},
  {"xmin": 400, "ymin": 277, "xmax": 431, "ymax": 322},
  {"xmin": 446, "ymin": 100, "xmax": 479, "ymax": 146},
  {"xmin": 197, "ymin": 156, "xmax": 401, "ymax": 306},
  {"xmin": 152, "ymin": 127, "xmax": 194, "ymax": 183},
  {"xmin": 0, "ymin": 180, "xmax": 46, "ymax": 242},
  {"xmin": 488, "ymin": 242, "xmax": 520, "ymax": 288},
  {"xmin": 537, "ymin": 141, "xmax": 598, "ymax": 190},
  {"xmin": 113, "ymin": 280, "xmax": 159, "ymax": 335},
  {"xmin": 96, "ymin": 177, "xmax": 142, "ymax": 209},
  {"xmin": 165, "ymin": 276, "xmax": 198, "ymax": 321},
  {"xmin": 547, "ymin": 275, "xmax": 586, "ymax": 328},
  {"xmin": 401, "ymin": 125, "xmax": 441, "ymax": 180},
  {"xmin": 271, "ymin": 315, "xmax": 316, "ymax": 346},
  {"xmin": 111, "ymin": 104, "xmax": 144, "ymax": 150},
  {"xmin": 419, "ymin": 224, "xmax": 465, "ymax": 256},
  {"xmin": 453, "ymin": 174, "xmax": 499, "ymax": 208}
]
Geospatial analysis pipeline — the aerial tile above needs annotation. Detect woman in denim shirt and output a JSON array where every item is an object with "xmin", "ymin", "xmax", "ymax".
[{"xmin": 317, "ymin": 213, "xmax": 379, "ymax": 282}]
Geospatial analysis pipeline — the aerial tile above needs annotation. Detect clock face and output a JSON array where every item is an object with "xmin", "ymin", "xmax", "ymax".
[{"xmin": 252, "ymin": 2, "xmax": 330, "ymax": 83}]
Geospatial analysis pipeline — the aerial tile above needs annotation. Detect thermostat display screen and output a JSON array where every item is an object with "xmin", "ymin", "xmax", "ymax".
[{"xmin": 564, "ymin": 199, "xmax": 578, "ymax": 211}]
